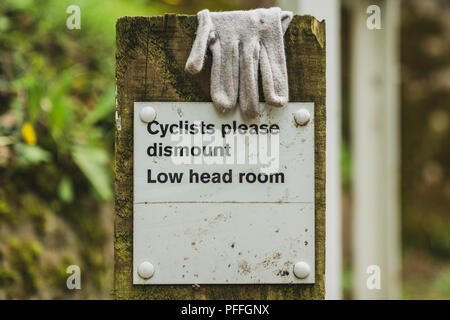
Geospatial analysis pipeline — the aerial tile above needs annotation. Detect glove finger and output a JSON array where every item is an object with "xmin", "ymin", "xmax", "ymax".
[
  {"xmin": 259, "ymin": 42, "xmax": 289, "ymax": 108},
  {"xmin": 185, "ymin": 9, "xmax": 212, "ymax": 74},
  {"xmin": 239, "ymin": 42, "xmax": 262, "ymax": 117},
  {"xmin": 210, "ymin": 40, "xmax": 239, "ymax": 112}
]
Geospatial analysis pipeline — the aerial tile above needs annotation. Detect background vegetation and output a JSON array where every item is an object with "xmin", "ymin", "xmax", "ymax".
[
  {"xmin": 0, "ymin": 0, "xmax": 448, "ymax": 299},
  {"xmin": 400, "ymin": 0, "xmax": 450, "ymax": 299}
]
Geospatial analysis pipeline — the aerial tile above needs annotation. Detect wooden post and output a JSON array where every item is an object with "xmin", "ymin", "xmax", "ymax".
[{"xmin": 114, "ymin": 14, "xmax": 326, "ymax": 299}]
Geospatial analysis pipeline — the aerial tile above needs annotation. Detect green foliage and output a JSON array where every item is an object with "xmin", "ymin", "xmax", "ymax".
[
  {"xmin": 0, "ymin": 198, "xmax": 14, "ymax": 224},
  {"xmin": 71, "ymin": 145, "xmax": 112, "ymax": 200},
  {"xmin": 0, "ymin": 0, "xmax": 166, "ymax": 299},
  {"xmin": 401, "ymin": 0, "xmax": 450, "ymax": 259},
  {"xmin": 7, "ymin": 239, "xmax": 42, "ymax": 296},
  {"xmin": 15, "ymin": 144, "xmax": 51, "ymax": 166},
  {"xmin": 58, "ymin": 176, "xmax": 74, "ymax": 203}
]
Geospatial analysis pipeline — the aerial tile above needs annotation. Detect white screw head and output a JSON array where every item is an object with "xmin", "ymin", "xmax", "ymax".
[
  {"xmin": 294, "ymin": 109, "xmax": 311, "ymax": 126},
  {"xmin": 139, "ymin": 106, "xmax": 157, "ymax": 123},
  {"xmin": 137, "ymin": 261, "xmax": 154, "ymax": 279},
  {"xmin": 293, "ymin": 261, "xmax": 310, "ymax": 279}
]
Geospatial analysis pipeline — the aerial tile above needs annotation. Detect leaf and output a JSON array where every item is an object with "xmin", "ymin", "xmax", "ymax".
[
  {"xmin": 15, "ymin": 144, "xmax": 51, "ymax": 166},
  {"xmin": 49, "ymin": 95, "xmax": 71, "ymax": 134},
  {"xmin": 71, "ymin": 145, "xmax": 112, "ymax": 200},
  {"xmin": 48, "ymin": 71, "xmax": 74, "ymax": 136},
  {"xmin": 58, "ymin": 176, "xmax": 74, "ymax": 203},
  {"xmin": 26, "ymin": 75, "xmax": 45, "ymax": 123},
  {"xmin": 84, "ymin": 85, "xmax": 115, "ymax": 125}
]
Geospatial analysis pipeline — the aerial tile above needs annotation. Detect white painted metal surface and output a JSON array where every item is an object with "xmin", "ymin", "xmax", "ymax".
[
  {"xmin": 279, "ymin": 0, "xmax": 343, "ymax": 299},
  {"xmin": 133, "ymin": 102, "xmax": 315, "ymax": 284},
  {"xmin": 134, "ymin": 102, "xmax": 314, "ymax": 204},
  {"xmin": 349, "ymin": 0, "xmax": 401, "ymax": 299},
  {"xmin": 134, "ymin": 203, "xmax": 314, "ymax": 284}
]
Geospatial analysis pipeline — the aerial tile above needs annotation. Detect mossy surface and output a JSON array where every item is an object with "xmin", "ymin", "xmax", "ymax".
[{"xmin": 0, "ymin": 184, "xmax": 112, "ymax": 299}]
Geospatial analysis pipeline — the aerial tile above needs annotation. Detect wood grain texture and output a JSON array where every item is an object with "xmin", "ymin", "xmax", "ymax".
[{"xmin": 115, "ymin": 14, "xmax": 326, "ymax": 300}]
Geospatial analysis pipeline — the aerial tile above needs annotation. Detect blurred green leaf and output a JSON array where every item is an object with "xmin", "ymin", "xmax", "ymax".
[
  {"xmin": 84, "ymin": 85, "xmax": 115, "ymax": 125},
  {"xmin": 15, "ymin": 144, "xmax": 51, "ymax": 166},
  {"xmin": 57, "ymin": 176, "xmax": 74, "ymax": 203},
  {"xmin": 0, "ymin": 16, "xmax": 10, "ymax": 32},
  {"xmin": 49, "ymin": 95, "xmax": 72, "ymax": 136},
  {"xmin": 46, "ymin": 71, "xmax": 78, "ymax": 139},
  {"xmin": 71, "ymin": 145, "xmax": 112, "ymax": 200}
]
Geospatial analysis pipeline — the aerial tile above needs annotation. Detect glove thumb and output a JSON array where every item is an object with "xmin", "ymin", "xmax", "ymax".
[
  {"xmin": 185, "ymin": 9, "xmax": 213, "ymax": 74},
  {"xmin": 281, "ymin": 11, "xmax": 293, "ymax": 34}
]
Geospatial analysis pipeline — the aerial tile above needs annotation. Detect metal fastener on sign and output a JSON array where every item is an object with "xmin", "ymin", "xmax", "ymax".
[
  {"xmin": 140, "ymin": 106, "xmax": 157, "ymax": 123},
  {"xmin": 294, "ymin": 109, "xmax": 310, "ymax": 126},
  {"xmin": 293, "ymin": 261, "xmax": 310, "ymax": 279},
  {"xmin": 137, "ymin": 261, "xmax": 155, "ymax": 279}
]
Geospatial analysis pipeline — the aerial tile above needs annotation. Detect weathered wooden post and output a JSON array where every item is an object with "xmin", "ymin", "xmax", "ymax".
[{"xmin": 115, "ymin": 14, "xmax": 325, "ymax": 299}]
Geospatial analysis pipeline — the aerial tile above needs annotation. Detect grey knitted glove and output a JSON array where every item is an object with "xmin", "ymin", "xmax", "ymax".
[{"xmin": 185, "ymin": 7, "xmax": 293, "ymax": 117}]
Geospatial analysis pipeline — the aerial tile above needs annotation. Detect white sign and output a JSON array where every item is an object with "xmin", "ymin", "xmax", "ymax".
[{"xmin": 133, "ymin": 102, "xmax": 315, "ymax": 284}]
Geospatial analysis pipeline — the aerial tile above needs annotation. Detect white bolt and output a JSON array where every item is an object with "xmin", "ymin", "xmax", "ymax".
[
  {"xmin": 137, "ymin": 261, "xmax": 154, "ymax": 279},
  {"xmin": 293, "ymin": 261, "xmax": 310, "ymax": 279},
  {"xmin": 139, "ymin": 106, "xmax": 157, "ymax": 123},
  {"xmin": 294, "ymin": 109, "xmax": 310, "ymax": 126}
]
